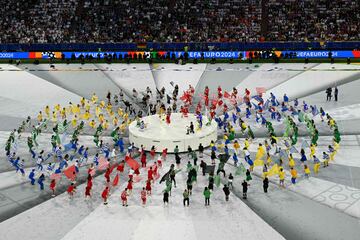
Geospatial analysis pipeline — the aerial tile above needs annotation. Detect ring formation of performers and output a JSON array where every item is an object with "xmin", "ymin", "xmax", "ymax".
[{"xmin": 4, "ymin": 83, "xmax": 341, "ymax": 206}]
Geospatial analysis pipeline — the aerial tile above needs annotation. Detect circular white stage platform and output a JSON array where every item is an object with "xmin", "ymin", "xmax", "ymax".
[{"xmin": 129, "ymin": 113, "xmax": 218, "ymax": 153}]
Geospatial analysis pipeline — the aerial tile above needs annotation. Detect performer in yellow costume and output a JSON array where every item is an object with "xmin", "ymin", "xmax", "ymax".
[
  {"xmin": 117, "ymin": 108, "xmax": 124, "ymax": 118},
  {"xmin": 309, "ymin": 144, "xmax": 316, "ymax": 159},
  {"xmin": 123, "ymin": 112, "xmax": 129, "ymax": 123},
  {"xmin": 266, "ymin": 152, "xmax": 272, "ymax": 167},
  {"xmin": 91, "ymin": 93, "xmax": 98, "ymax": 104},
  {"xmin": 113, "ymin": 117, "xmax": 119, "ymax": 127},
  {"xmin": 99, "ymin": 100, "xmax": 106, "ymax": 109},
  {"xmin": 328, "ymin": 118, "xmax": 336, "ymax": 129},
  {"xmin": 82, "ymin": 110, "xmax": 91, "ymax": 120},
  {"xmin": 67, "ymin": 102, "xmax": 73, "ymax": 114},
  {"xmin": 304, "ymin": 165, "xmax": 311, "ymax": 178},
  {"xmin": 54, "ymin": 104, "xmax": 61, "ymax": 112},
  {"xmin": 108, "ymin": 109, "xmax": 114, "ymax": 118},
  {"xmin": 278, "ymin": 167, "xmax": 285, "ymax": 188},
  {"xmin": 119, "ymin": 121, "xmax": 126, "ymax": 134},
  {"xmin": 73, "ymin": 104, "xmax": 80, "ymax": 115},
  {"xmin": 80, "ymin": 97, "xmax": 86, "ymax": 107},
  {"xmin": 244, "ymin": 138, "xmax": 250, "ymax": 149},
  {"xmin": 61, "ymin": 108, "xmax": 67, "ymax": 119},
  {"xmin": 255, "ymin": 143, "xmax": 265, "ymax": 160},
  {"xmin": 106, "ymin": 103, "xmax": 112, "ymax": 112},
  {"xmin": 45, "ymin": 106, "xmax": 50, "ymax": 118},
  {"xmin": 95, "ymin": 106, "xmax": 101, "ymax": 117},
  {"xmin": 51, "ymin": 111, "xmax": 57, "ymax": 122},
  {"xmin": 85, "ymin": 101, "xmax": 91, "ymax": 111},
  {"xmin": 89, "ymin": 119, "xmax": 96, "ymax": 129},
  {"xmin": 241, "ymin": 121, "xmax": 247, "ymax": 133},
  {"xmin": 37, "ymin": 111, "xmax": 43, "ymax": 122},
  {"xmin": 288, "ymin": 153, "xmax": 296, "ymax": 168},
  {"xmin": 71, "ymin": 115, "xmax": 78, "ymax": 128},
  {"xmin": 102, "ymin": 120, "xmax": 110, "ymax": 130},
  {"xmin": 98, "ymin": 114, "xmax": 105, "ymax": 124}
]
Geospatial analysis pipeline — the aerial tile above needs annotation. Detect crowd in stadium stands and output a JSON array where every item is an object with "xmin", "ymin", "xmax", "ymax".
[
  {"xmin": 266, "ymin": 0, "xmax": 360, "ymax": 41},
  {"xmin": 0, "ymin": 0, "xmax": 79, "ymax": 43},
  {"xmin": 0, "ymin": 0, "xmax": 358, "ymax": 44}
]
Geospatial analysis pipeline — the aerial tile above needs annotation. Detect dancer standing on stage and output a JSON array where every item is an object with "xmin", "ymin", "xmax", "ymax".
[
  {"xmin": 141, "ymin": 187, "xmax": 147, "ymax": 206},
  {"xmin": 166, "ymin": 108, "xmax": 171, "ymax": 125}
]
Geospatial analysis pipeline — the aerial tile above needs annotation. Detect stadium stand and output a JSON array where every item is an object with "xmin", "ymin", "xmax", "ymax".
[{"xmin": 0, "ymin": 0, "xmax": 359, "ymax": 44}]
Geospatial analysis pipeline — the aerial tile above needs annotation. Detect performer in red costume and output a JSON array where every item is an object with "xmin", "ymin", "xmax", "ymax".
[
  {"xmin": 165, "ymin": 108, "xmax": 171, "ymax": 125},
  {"xmin": 121, "ymin": 188, "xmax": 129, "ymax": 206},
  {"xmin": 101, "ymin": 186, "xmax": 109, "ymax": 205},
  {"xmin": 196, "ymin": 102, "xmax": 202, "ymax": 114},
  {"xmin": 161, "ymin": 148, "xmax": 167, "ymax": 162},
  {"xmin": 50, "ymin": 179, "xmax": 56, "ymax": 197},
  {"xmin": 180, "ymin": 105, "xmax": 189, "ymax": 117},
  {"xmin": 145, "ymin": 179, "xmax": 152, "ymax": 195},
  {"xmin": 141, "ymin": 152, "xmax": 147, "ymax": 167},
  {"xmin": 204, "ymin": 86, "xmax": 210, "ymax": 107},
  {"xmin": 223, "ymin": 104, "xmax": 228, "ymax": 113},
  {"xmin": 180, "ymin": 91, "xmax": 192, "ymax": 105},
  {"xmin": 245, "ymin": 88, "xmax": 250, "ymax": 97},
  {"xmin": 204, "ymin": 94, "xmax": 209, "ymax": 107},
  {"xmin": 204, "ymin": 86, "xmax": 209, "ymax": 97},
  {"xmin": 217, "ymin": 86, "xmax": 223, "ymax": 99},
  {"xmin": 189, "ymin": 85, "xmax": 195, "ymax": 95},
  {"xmin": 141, "ymin": 187, "xmax": 147, "ymax": 205},
  {"xmin": 210, "ymin": 99, "xmax": 217, "ymax": 111},
  {"xmin": 244, "ymin": 88, "xmax": 251, "ymax": 105},
  {"xmin": 210, "ymin": 109, "xmax": 216, "ymax": 119},
  {"xmin": 126, "ymin": 179, "xmax": 133, "ymax": 193},
  {"xmin": 148, "ymin": 167, "xmax": 154, "ymax": 182},
  {"xmin": 116, "ymin": 160, "xmax": 125, "ymax": 173},
  {"xmin": 218, "ymin": 98, "xmax": 223, "ymax": 107}
]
